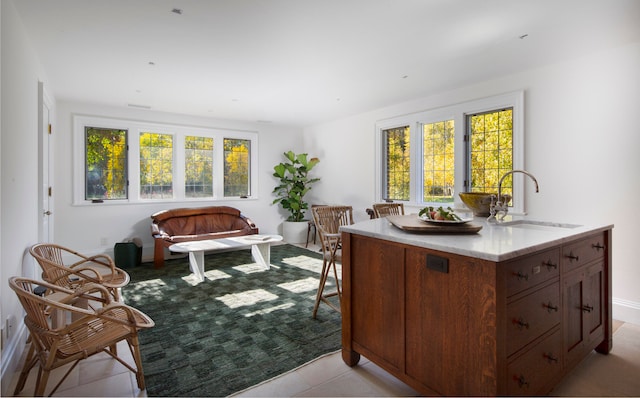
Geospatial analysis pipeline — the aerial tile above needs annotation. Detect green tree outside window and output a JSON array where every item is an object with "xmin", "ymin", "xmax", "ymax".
[{"xmin": 85, "ymin": 127, "xmax": 127, "ymax": 200}]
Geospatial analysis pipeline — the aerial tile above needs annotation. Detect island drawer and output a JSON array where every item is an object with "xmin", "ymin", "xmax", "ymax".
[
  {"xmin": 561, "ymin": 232, "xmax": 607, "ymax": 271},
  {"xmin": 505, "ymin": 248, "xmax": 560, "ymax": 297},
  {"xmin": 507, "ymin": 328, "xmax": 562, "ymax": 396},
  {"xmin": 507, "ymin": 281, "xmax": 560, "ymax": 356}
]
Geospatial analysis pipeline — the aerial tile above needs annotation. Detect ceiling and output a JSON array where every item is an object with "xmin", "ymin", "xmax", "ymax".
[{"xmin": 12, "ymin": 0, "xmax": 640, "ymax": 127}]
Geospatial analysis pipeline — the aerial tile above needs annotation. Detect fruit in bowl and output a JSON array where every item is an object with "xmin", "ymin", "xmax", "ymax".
[{"xmin": 418, "ymin": 206, "xmax": 462, "ymax": 221}]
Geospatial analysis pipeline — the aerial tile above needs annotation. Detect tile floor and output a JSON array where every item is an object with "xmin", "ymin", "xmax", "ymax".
[
  {"xmin": 5, "ymin": 242, "xmax": 640, "ymax": 397},
  {"xmin": 7, "ymin": 320, "xmax": 639, "ymax": 397}
]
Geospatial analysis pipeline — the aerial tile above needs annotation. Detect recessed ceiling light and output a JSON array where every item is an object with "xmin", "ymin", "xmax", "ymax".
[{"xmin": 171, "ymin": 8, "xmax": 183, "ymax": 15}]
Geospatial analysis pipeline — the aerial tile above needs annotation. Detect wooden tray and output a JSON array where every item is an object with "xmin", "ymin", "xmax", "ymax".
[{"xmin": 386, "ymin": 214, "xmax": 482, "ymax": 234}]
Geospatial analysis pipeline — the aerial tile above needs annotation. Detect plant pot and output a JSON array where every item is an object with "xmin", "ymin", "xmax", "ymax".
[{"xmin": 282, "ymin": 221, "xmax": 309, "ymax": 244}]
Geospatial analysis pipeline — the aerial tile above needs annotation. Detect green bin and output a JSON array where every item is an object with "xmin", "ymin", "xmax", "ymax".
[{"xmin": 114, "ymin": 241, "xmax": 142, "ymax": 269}]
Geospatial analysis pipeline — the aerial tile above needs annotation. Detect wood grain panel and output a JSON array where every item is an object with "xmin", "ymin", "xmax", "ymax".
[
  {"xmin": 349, "ymin": 235, "xmax": 405, "ymax": 371},
  {"xmin": 404, "ymin": 247, "xmax": 498, "ymax": 396}
]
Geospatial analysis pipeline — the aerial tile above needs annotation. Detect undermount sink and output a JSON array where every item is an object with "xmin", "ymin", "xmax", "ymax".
[{"xmin": 496, "ymin": 220, "xmax": 582, "ymax": 230}]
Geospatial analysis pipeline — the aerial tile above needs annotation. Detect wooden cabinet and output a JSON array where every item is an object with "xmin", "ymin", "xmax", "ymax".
[
  {"xmin": 562, "ymin": 233, "xmax": 609, "ymax": 369},
  {"xmin": 341, "ymin": 229, "xmax": 612, "ymax": 396}
]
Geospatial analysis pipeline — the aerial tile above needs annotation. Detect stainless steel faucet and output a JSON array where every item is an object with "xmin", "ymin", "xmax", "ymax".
[{"xmin": 488, "ymin": 170, "xmax": 539, "ymax": 221}]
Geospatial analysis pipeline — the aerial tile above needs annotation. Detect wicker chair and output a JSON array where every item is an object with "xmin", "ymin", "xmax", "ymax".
[
  {"xmin": 372, "ymin": 202, "xmax": 405, "ymax": 218},
  {"xmin": 311, "ymin": 205, "xmax": 354, "ymax": 318},
  {"xmin": 30, "ymin": 243, "xmax": 130, "ymax": 301},
  {"xmin": 305, "ymin": 204, "xmax": 325, "ymax": 248},
  {"xmin": 9, "ymin": 277, "xmax": 154, "ymax": 396}
]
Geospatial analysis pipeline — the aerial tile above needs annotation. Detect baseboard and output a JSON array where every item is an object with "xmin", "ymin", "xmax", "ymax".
[
  {"xmin": 0, "ymin": 323, "xmax": 29, "ymax": 397},
  {"xmin": 613, "ymin": 297, "xmax": 640, "ymax": 326}
]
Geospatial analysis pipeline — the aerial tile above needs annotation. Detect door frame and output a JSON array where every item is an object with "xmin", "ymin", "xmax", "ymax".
[{"xmin": 38, "ymin": 81, "xmax": 54, "ymax": 244}]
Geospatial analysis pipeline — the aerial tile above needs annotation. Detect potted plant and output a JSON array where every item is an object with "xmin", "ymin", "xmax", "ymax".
[{"xmin": 272, "ymin": 151, "xmax": 320, "ymax": 243}]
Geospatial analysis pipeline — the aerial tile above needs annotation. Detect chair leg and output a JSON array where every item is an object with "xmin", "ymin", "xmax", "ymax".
[
  {"xmin": 331, "ymin": 261, "xmax": 342, "ymax": 306},
  {"xmin": 13, "ymin": 342, "xmax": 37, "ymax": 395},
  {"xmin": 153, "ymin": 239, "xmax": 165, "ymax": 268},
  {"xmin": 129, "ymin": 335, "xmax": 146, "ymax": 390},
  {"xmin": 312, "ymin": 256, "xmax": 342, "ymax": 318},
  {"xmin": 35, "ymin": 367, "xmax": 49, "ymax": 397},
  {"xmin": 312, "ymin": 259, "xmax": 331, "ymax": 318}
]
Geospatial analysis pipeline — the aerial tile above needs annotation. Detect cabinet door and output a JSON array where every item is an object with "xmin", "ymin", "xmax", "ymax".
[
  {"xmin": 584, "ymin": 262, "xmax": 605, "ymax": 345},
  {"xmin": 349, "ymin": 235, "xmax": 405, "ymax": 371},
  {"xmin": 562, "ymin": 261, "xmax": 605, "ymax": 368},
  {"xmin": 405, "ymin": 248, "xmax": 499, "ymax": 396}
]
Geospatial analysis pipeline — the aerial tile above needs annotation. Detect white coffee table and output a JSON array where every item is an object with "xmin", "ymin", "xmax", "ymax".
[{"xmin": 168, "ymin": 235, "xmax": 283, "ymax": 282}]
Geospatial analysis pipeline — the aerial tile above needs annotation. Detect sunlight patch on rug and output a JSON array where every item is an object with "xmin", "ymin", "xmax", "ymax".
[
  {"xmin": 282, "ymin": 254, "xmax": 324, "ymax": 273},
  {"xmin": 216, "ymin": 288, "xmax": 279, "ymax": 308},
  {"xmin": 278, "ymin": 277, "xmax": 319, "ymax": 293},
  {"xmin": 233, "ymin": 262, "xmax": 270, "ymax": 274},
  {"xmin": 127, "ymin": 278, "xmax": 168, "ymax": 298}
]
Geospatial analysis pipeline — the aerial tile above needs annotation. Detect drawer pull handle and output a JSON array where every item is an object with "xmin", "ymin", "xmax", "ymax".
[
  {"xmin": 543, "ymin": 260, "xmax": 558, "ymax": 270},
  {"xmin": 565, "ymin": 252, "xmax": 580, "ymax": 262},
  {"xmin": 515, "ymin": 271, "xmax": 529, "ymax": 281},
  {"xmin": 544, "ymin": 353, "xmax": 559, "ymax": 363},
  {"xmin": 515, "ymin": 375, "xmax": 530, "ymax": 388},
  {"xmin": 592, "ymin": 243, "xmax": 605, "ymax": 251},
  {"xmin": 545, "ymin": 302, "xmax": 559, "ymax": 312},
  {"xmin": 582, "ymin": 304, "xmax": 594, "ymax": 313},
  {"xmin": 515, "ymin": 317, "xmax": 530, "ymax": 329}
]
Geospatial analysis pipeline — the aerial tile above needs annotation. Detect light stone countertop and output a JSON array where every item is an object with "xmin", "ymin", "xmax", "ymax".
[{"xmin": 340, "ymin": 214, "xmax": 613, "ymax": 262}]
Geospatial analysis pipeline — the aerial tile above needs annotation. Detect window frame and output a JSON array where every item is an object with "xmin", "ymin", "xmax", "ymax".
[
  {"xmin": 375, "ymin": 90, "xmax": 526, "ymax": 214},
  {"xmin": 73, "ymin": 115, "xmax": 259, "ymax": 205}
]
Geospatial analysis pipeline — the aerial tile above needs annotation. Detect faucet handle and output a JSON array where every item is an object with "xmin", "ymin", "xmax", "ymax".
[{"xmin": 487, "ymin": 194, "xmax": 498, "ymax": 222}]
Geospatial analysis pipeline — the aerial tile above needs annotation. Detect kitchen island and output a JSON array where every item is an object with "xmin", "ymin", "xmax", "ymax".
[{"xmin": 340, "ymin": 215, "xmax": 613, "ymax": 396}]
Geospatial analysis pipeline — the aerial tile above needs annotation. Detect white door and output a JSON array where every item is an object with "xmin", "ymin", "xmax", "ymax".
[{"xmin": 38, "ymin": 82, "xmax": 53, "ymax": 243}]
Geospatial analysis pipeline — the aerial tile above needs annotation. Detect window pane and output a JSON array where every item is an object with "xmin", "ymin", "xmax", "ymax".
[
  {"xmin": 423, "ymin": 120, "xmax": 455, "ymax": 203},
  {"xmin": 383, "ymin": 126, "xmax": 410, "ymax": 200},
  {"xmin": 223, "ymin": 138, "xmax": 250, "ymax": 197},
  {"xmin": 468, "ymin": 108, "xmax": 513, "ymax": 195},
  {"xmin": 85, "ymin": 127, "xmax": 127, "ymax": 200},
  {"xmin": 185, "ymin": 136, "xmax": 214, "ymax": 198},
  {"xmin": 140, "ymin": 132, "xmax": 173, "ymax": 199}
]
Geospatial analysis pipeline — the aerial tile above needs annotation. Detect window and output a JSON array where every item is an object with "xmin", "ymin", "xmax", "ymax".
[
  {"xmin": 382, "ymin": 126, "xmax": 410, "ymax": 201},
  {"xmin": 73, "ymin": 116, "xmax": 258, "ymax": 204},
  {"xmin": 423, "ymin": 120, "xmax": 455, "ymax": 203},
  {"xmin": 376, "ymin": 91, "xmax": 525, "ymax": 213},
  {"xmin": 223, "ymin": 138, "xmax": 250, "ymax": 197},
  {"xmin": 185, "ymin": 136, "xmax": 214, "ymax": 198},
  {"xmin": 85, "ymin": 127, "xmax": 128, "ymax": 200},
  {"xmin": 467, "ymin": 109, "xmax": 513, "ymax": 196},
  {"xmin": 139, "ymin": 132, "xmax": 173, "ymax": 199}
]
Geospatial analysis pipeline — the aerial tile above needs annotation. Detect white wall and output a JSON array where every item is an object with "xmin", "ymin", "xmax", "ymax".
[
  {"xmin": 0, "ymin": 0, "xmax": 50, "ymax": 390},
  {"xmin": 304, "ymin": 42, "xmax": 640, "ymax": 325},
  {"xmin": 54, "ymin": 101, "xmax": 304, "ymax": 260}
]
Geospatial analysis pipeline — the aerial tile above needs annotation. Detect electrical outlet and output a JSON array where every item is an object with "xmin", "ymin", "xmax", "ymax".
[
  {"xmin": 426, "ymin": 254, "xmax": 449, "ymax": 273},
  {"xmin": 100, "ymin": 237, "xmax": 108, "ymax": 246},
  {"xmin": 5, "ymin": 316, "xmax": 14, "ymax": 340}
]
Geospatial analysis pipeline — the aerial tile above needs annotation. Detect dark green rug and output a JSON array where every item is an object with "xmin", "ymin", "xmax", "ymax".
[{"xmin": 121, "ymin": 244, "xmax": 342, "ymax": 397}]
